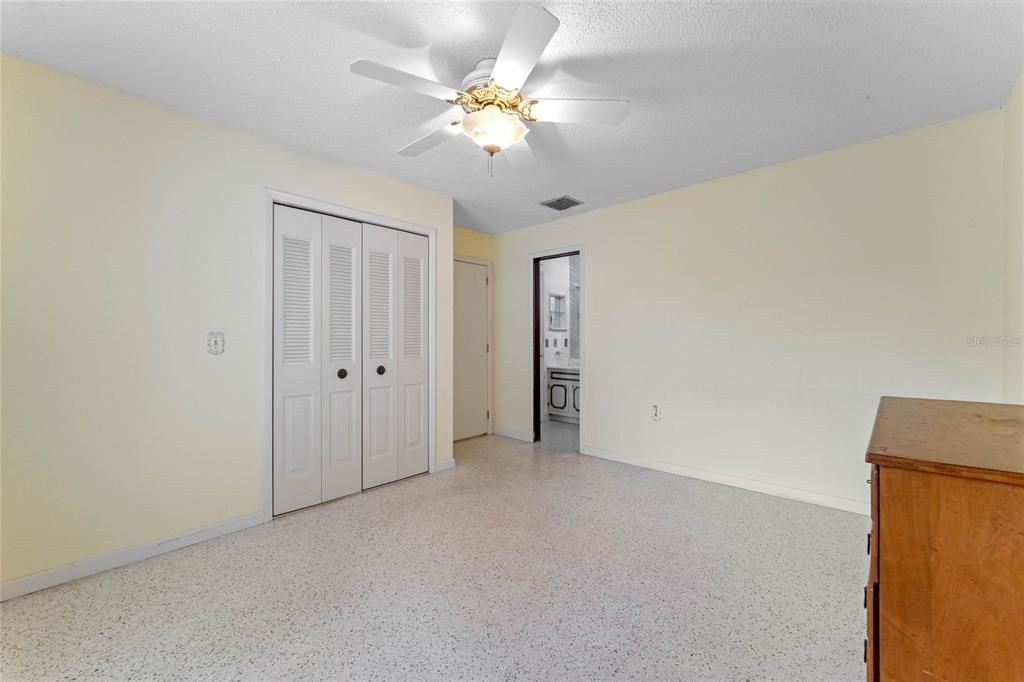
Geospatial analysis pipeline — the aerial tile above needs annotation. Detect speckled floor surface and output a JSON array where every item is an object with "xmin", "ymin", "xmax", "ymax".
[
  {"xmin": 540, "ymin": 419, "xmax": 579, "ymax": 452},
  {"xmin": 1, "ymin": 436, "xmax": 869, "ymax": 681}
]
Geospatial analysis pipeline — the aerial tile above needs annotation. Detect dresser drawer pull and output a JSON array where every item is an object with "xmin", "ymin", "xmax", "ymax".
[
  {"xmin": 867, "ymin": 532, "xmax": 871, "ymax": 555},
  {"xmin": 863, "ymin": 586, "xmax": 867, "ymax": 609}
]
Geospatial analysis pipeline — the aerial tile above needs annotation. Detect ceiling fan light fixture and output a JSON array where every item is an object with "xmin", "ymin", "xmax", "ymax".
[
  {"xmin": 349, "ymin": 4, "xmax": 630, "ymax": 169},
  {"xmin": 461, "ymin": 104, "xmax": 528, "ymax": 155}
]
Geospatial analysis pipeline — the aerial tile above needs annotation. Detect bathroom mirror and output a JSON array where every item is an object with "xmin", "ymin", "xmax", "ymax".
[{"xmin": 548, "ymin": 293, "xmax": 567, "ymax": 331}]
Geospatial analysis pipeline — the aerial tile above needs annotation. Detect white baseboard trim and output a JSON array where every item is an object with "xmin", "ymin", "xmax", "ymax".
[
  {"xmin": 580, "ymin": 444, "xmax": 870, "ymax": 516},
  {"xmin": 431, "ymin": 457, "xmax": 456, "ymax": 472},
  {"xmin": 1, "ymin": 511, "xmax": 266, "ymax": 602},
  {"xmin": 494, "ymin": 427, "xmax": 534, "ymax": 443}
]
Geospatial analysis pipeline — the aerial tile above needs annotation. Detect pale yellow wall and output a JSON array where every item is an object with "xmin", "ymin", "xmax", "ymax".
[
  {"xmin": 0, "ymin": 56, "xmax": 454, "ymax": 581},
  {"xmin": 0, "ymin": 53, "xmax": 5, "ymax": 576},
  {"xmin": 1004, "ymin": 68, "xmax": 1024, "ymax": 404},
  {"xmin": 494, "ymin": 110, "xmax": 1005, "ymax": 509},
  {"xmin": 454, "ymin": 225, "xmax": 496, "ymax": 261}
]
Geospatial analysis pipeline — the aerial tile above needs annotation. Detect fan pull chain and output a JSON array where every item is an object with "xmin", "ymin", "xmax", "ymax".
[{"xmin": 488, "ymin": 152, "xmax": 494, "ymax": 178}]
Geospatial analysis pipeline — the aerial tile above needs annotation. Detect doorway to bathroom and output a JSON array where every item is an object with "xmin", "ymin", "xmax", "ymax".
[{"xmin": 532, "ymin": 251, "xmax": 582, "ymax": 452}]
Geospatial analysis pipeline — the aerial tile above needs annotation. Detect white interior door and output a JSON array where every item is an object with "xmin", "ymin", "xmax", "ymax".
[
  {"xmin": 397, "ymin": 231, "xmax": 429, "ymax": 478},
  {"xmin": 273, "ymin": 205, "xmax": 322, "ymax": 515},
  {"xmin": 453, "ymin": 260, "xmax": 489, "ymax": 440},
  {"xmin": 321, "ymin": 215, "xmax": 362, "ymax": 501},
  {"xmin": 362, "ymin": 223, "xmax": 399, "ymax": 488}
]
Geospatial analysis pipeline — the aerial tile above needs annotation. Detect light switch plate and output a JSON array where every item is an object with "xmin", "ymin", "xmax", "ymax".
[{"xmin": 207, "ymin": 331, "xmax": 225, "ymax": 355}]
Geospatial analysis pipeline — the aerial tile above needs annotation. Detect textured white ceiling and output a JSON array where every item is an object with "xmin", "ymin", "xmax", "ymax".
[{"xmin": 3, "ymin": 2, "xmax": 1021, "ymax": 232}]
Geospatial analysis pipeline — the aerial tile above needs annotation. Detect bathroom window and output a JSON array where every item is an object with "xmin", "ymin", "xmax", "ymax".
[{"xmin": 548, "ymin": 294, "xmax": 567, "ymax": 331}]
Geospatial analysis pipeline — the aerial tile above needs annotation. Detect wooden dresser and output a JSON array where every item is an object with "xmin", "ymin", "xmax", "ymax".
[{"xmin": 864, "ymin": 397, "xmax": 1024, "ymax": 682}]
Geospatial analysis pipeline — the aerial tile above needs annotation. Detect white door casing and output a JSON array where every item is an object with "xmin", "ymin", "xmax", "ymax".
[
  {"xmin": 273, "ymin": 205, "xmax": 323, "ymax": 515},
  {"xmin": 362, "ymin": 223, "xmax": 399, "ymax": 488},
  {"xmin": 397, "ymin": 231, "xmax": 429, "ymax": 478},
  {"xmin": 453, "ymin": 260, "xmax": 489, "ymax": 440},
  {"xmin": 321, "ymin": 215, "xmax": 362, "ymax": 501}
]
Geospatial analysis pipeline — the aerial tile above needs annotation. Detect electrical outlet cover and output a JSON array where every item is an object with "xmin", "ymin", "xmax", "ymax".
[{"xmin": 207, "ymin": 331, "xmax": 225, "ymax": 355}]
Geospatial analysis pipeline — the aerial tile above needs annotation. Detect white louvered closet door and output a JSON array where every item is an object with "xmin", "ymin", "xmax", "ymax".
[
  {"xmin": 362, "ymin": 224, "xmax": 400, "ymax": 488},
  {"xmin": 321, "ymin": 215, "xmax": 362, "ymax": 501},
  {"xmin": 273, "ymin": 205, "xmax": 323, "ymax": 515},
  {"xmin": 397, "ymin": 231, "xmax": 429, "ymax": 479}
]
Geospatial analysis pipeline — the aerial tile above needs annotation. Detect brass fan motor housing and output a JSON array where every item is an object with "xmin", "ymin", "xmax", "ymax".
[{"xmin": 451, "ymin": 80, "xmax": 538, "ymax": 122}]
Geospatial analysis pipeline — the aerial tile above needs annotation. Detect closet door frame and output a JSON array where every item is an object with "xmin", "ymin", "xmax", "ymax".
[{"xmin": 263, "ymin": 189, "xmax": 439, "ymax": 521}]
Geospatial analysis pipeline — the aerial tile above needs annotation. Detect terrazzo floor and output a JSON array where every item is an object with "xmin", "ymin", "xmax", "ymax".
[
  {"xmin": 1, "ymin": 436, "xmax": 870, "ymax": 681},
  {"xmin": 540, "ymin": 420, "xmax": 580, "ymax": 452}
]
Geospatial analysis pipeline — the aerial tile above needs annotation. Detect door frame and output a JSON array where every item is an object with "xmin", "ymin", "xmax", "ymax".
[
  {"xmin": 531, "ymin": 248, "xmax": 583, "ymax": 443},
  {"xmin": 264, "ymin": 188, "xmax": 439, "ymax": 521},
  {"xmin": 454, "ymin": 255, "xmax": 493, "ymax": 438}
]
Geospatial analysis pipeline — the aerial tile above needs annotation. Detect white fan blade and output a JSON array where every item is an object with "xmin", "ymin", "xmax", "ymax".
[
  {"xmin": 351, "ymin": 59, "xmax": 461, "ymax": 101},
  {"xmin": 398, "ymin": 120, "xmax": 463, "ymax": 156},
  {"xmin": 530, "ymin": 98, "xmax": 630, "ymax": 125},
  {"xmin": 490, "ymin": 4, "xmax": 560, "ymax": 92}
]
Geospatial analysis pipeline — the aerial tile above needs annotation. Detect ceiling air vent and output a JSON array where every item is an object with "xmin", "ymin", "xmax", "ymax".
[{"xmin": 540, "ymin": 195, "xmax": 583, "ymax": 212}]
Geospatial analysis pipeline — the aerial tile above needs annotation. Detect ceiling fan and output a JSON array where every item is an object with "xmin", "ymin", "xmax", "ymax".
[{"xmin": 350, "ymin": 4, "xmax": 629, "ymax": 168}]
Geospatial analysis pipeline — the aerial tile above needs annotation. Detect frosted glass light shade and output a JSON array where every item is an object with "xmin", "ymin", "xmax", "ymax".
[{"xmin": 461, "ymin": 105, "xmax": 529, "ymax": 154}]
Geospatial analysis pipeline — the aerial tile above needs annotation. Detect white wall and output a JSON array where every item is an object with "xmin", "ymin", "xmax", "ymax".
[
  {"xmin": 494, "ymin": 110, "xmax": 1006, "ymax": 513},
  {"xmin": 1004, "ymin": 68, "xmax": 1024, "ymax": 403},
  {"xmin": 1, "ymin": 56, "xmax": 455, "ymax": 582}
]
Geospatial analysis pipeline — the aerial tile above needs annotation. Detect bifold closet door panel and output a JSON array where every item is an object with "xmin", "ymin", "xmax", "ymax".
[
  {"xmin": 397, "ymin": 231, "xmax": 429, "ymax": 478},
  {"xmin": 362, "ymin": 223, "xmax": 400, "ymax": 488},
  {"xmin": 273, "ymin": 205, "xmax": 323, "ymax": 515},
  {"xmin": 321, "ymin": 215, "xmax": 362, "ymax": 501}
]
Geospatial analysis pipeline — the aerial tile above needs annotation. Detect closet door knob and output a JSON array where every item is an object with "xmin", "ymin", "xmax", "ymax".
[
  {"xmin": 376, "ymin": 365, "xmax": 386, "ymax": 375},
  {"xmin": 337, "ymin": 368, "xmax": 348, "ymax": 380}
]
